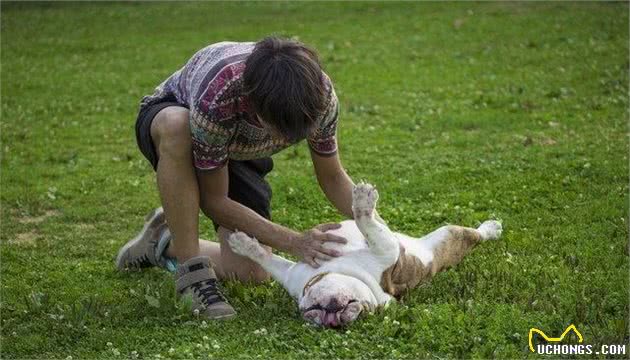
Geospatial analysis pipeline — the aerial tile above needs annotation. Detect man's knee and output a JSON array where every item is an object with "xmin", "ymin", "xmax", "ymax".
[{"xmin": 150, "ymin": 107, "xmax": 191, "ymax": 158}]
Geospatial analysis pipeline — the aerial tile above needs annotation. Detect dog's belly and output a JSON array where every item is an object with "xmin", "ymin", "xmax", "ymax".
[
  {"xmin": 320, "ymin": 220, "xmax": 431, "ymax": 299},
  {"xmin": 395, "ymin": 232, "xmax": 434, "ymax": 265},
  {"xmin": 321, "ymin": 220, "xmax": 370, "ymax": 253},
  {"xmin": 323, "ymin": 220, "xmax": 432, "ymax": 266}
]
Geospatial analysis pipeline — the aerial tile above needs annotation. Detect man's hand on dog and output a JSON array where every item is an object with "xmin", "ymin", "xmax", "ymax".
[{"xmin": 291, "ymin": 223, "xmax": 347, "ymax": 268}]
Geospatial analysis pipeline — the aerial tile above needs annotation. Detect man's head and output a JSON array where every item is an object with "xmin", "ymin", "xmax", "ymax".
[{"xmin": 244, "ymin": 36, "xmax": 327, "ymax": 142}]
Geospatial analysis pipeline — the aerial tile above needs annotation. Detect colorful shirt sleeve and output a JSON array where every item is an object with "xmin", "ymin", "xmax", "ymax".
[{"xmin": 307, "ymin": 78, "xmax": 339, "ymax": 156}]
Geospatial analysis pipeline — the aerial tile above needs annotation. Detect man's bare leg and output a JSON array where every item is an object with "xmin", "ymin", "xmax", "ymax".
[
  {"xmin": 149, "ymin": 107, "xmax": 270, "ymax": 284},
  {"xmin": 147, "ymin": 106, "xmax": 235, "ymax": 319},
  {"xmin": 150, "ymin": 107, "xmax": 201, "ymax": 262},
  {"xmin": 197, "ymin": 226, "xmax": 271, "ymax": 283}
]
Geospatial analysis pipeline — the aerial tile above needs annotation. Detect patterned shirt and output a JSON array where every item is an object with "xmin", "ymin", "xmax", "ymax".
[{"xmin": 140, "ymin": 42, "xmax": 339, "ymax": 170}]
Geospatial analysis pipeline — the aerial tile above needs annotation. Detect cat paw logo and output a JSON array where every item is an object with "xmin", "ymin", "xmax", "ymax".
[{"xmin": 528, "ymin": 324, "xmax": 583, "ymax": 352}]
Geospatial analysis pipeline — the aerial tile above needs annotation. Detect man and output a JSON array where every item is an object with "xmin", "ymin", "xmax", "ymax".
[{"xmin": 116, "ymin": 37, "xmax": 360, "ymax": 320}]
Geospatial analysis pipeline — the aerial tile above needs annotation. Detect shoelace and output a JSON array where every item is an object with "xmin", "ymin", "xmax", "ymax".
[
  {"xmin": 127, "ymin": 238, "xmax": 159, "ymax": 268},
  {"xmin": 129, "ymin": 254, "xmax": 151, "ymax": 268},
  {"xmin": 190, "ymin": 279, "xmax": 228, "ymax": 306}
]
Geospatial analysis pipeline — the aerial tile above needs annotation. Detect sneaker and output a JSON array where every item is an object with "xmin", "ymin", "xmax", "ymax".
[
  {"xmin": 175, "ymin": 256, "xmax": 236, "ymax": 320},
  {"xmin": 116, "ymin": 207, "xmax": 176, "ymax": 272}
]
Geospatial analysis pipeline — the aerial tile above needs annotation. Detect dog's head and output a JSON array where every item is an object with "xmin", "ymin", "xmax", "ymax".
[{"xmin": 299, "ymin": 273, "xmax": 376, "ymax": 328}]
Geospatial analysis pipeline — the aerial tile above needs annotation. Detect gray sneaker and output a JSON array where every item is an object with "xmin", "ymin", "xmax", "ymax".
[
  {"xmin": 176, "ymin": 256, "xmax": 236, "ymax": 320},
  {"xmin": 116, "ymin": 208, "xmax": 176, "ymax": 272}
]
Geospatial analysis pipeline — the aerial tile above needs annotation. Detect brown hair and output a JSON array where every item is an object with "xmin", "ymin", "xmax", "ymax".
[{"xmin": 244, "ymin": 36, "xmax": 327, "ymax": 142}]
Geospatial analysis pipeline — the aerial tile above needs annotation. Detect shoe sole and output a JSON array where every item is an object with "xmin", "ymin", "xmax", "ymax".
[
  {"xmin": 206, "ymin": 311, "xmax": 237, "ymax": 320},
  {"xmin": 115, "ymin": 207, "xmax": 165, "ymax": 271}
]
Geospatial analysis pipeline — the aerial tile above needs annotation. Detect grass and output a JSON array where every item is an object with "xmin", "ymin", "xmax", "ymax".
[{"xmin": 1, "ymin": 1, "xmax": 628, "ymax": 359}]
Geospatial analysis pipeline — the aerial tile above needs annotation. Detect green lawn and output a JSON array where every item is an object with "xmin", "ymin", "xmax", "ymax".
[{"xmin": 1, "ymin": 1, "xmax": 628, "ymax": 359}]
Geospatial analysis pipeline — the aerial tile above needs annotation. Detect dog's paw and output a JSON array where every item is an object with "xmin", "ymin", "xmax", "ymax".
[
  {"xmin": 352, "ymin": 182, "xmax": 379, "ymax": 218},
  {"xmin": 228, "ymin": 232, "xmax": 266, "ymax": 258},
  {"xmin": 477, "ymin": 220, "xmax": 503, "ymax": 241}
]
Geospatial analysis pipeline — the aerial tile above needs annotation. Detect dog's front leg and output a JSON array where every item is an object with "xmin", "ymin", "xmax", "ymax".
[
  {"xmin": 227, "ymin": 232, "xmax": 296, "ymax": 287},
  {"xmin": 352, "ymin": 183, "xmax": 399, "ymax": 261}
]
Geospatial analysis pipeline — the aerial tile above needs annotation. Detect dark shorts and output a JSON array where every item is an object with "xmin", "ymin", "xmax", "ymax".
[{"xmin": 135, "ymin": 96, "xmax": 273, "ymax": 230}]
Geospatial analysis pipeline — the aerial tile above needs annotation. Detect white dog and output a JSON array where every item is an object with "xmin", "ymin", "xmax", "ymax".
[{"xmin": 227, "ymin": 183, "xmax": 502, "ymax": 327}]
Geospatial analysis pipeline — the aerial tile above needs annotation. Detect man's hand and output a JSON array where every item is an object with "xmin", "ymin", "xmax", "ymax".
[{"xmin": 290, "ymin": 223, "xmax": 347, "ymax": 268}]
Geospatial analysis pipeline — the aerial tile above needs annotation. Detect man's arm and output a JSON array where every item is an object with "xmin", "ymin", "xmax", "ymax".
[
  {"xmin": 196, "ymin": 166, "xmax": 345, "ymax": 267},
  {"xmin": 310, "ymin": 150, "xmax": 354, "ymax": 218},
  {"xmin": 311, "ymin": 149, "xmax": 386, "ymax": 223}
]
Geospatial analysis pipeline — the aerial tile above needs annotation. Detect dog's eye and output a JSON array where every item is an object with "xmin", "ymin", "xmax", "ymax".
[{"xmin": 304, "ymin": 304, "xmax": 324, "ymax": 312}]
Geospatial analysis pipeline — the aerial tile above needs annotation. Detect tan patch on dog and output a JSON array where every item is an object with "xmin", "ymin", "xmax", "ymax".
[
  {"xmin": 380, "ymin": 245, "xmax": 430, "ymax": 297},
  {"xmin": 431, "ymin": 226, "xmax": 482, "ymax": 274},
  {"xmin": 10, "ymin": 231, "xmax": 39, "ymax": 245},
  {"xmin": 18, "ymin": 210, "xmax": 60, "ymax": 224},
  {"xmin": 380, "ymin": 226, "xmax": 483, "ymax": 297}
]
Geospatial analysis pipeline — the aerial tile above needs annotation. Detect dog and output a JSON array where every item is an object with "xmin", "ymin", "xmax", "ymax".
[{"xmin": 227, "ymin": 183, "xmax": 502, "ymax": 327}]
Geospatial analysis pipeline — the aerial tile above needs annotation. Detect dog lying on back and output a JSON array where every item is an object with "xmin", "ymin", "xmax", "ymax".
[{"xmin": 228, "ymin": 183, "xmax": 502, "ymax": 327}]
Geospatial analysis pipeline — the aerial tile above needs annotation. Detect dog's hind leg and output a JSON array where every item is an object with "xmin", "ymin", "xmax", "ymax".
[
  {"xmin": 352, "ymin": 183, "xmax": 399, "ymax": 260},
  {"xmin": 422, "ymin": 220, "xmax": 502, "ymax": 275},
  {"xmin": 227, "ymin": 232, "xmax": 295, "ymax": 286}
]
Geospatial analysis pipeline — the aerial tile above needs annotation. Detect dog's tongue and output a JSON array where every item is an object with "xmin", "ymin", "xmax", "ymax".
[{"xmin": 322, "ymin": 312, "xmax": 339, "ymax": 327}]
